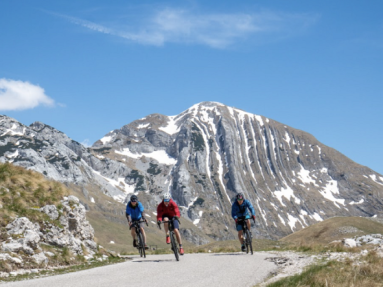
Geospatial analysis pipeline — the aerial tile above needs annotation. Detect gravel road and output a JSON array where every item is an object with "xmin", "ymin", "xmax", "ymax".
[{"xmin": 1, "ymin": 252, "xmax": 278, "ymax": 287}]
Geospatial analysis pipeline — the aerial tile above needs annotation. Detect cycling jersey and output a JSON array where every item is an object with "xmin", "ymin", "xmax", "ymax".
[
  {"xmin": 231, "ymin": 199, "xmax": 255, "ymax": 220},
  {"xmin": 157, "ymin": 199, "xmax": 180, "ymax": 221},
  {"xmin": 126, "ymin": 201, "xmax": 144, "ymax": 221}
]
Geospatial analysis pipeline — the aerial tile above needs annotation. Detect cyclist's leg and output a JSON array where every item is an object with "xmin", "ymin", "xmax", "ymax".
[
  {"xmin": 237, "ymin": 230, "xmax": 244, "ymax": 245},
  {"xmin": 140, "ymin": 226, "xmax": 146, "ymax": 244},
  {"xmin": 173, "ymin": 218, "xmax": 182, "ymax": 245},
  {"xmin": 131, "ymin": 226, "xmax": 136, "ymax": 240},
  {"xmin": 163, "ymin": 216, "xmax": 169, "ymax": 234},
  {"xmin": 246, "ymin": 219, "xmax": 251, "ymax": 230}
]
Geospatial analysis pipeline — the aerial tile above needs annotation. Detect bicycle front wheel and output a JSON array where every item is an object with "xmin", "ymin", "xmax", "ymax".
[
  {"xmin": 137, "ymin": 232, "xmax": 146, "ymax": 258},
  {"xmin": 245, "ymin": 229, "xmax": 253, "ymax": 255},
  {"xmin": 170, "ymin": 231, "xmax": 179, "ymax": 261}
]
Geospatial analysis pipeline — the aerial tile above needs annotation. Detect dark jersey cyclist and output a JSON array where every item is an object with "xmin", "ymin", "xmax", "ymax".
[
  {"xmin": 125, "ymin": 194, "xmax": 148, "ymax": 250},
  {"xmin": 231, "ymin": 193, "xmax": 256, "ymax": 252}
]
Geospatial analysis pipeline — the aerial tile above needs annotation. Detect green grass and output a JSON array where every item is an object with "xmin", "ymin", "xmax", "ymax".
[
  {"xmin": 280, "ymin": 217, "xmax": 383, "ymax": 245},
  {"xmin": 0, "ymin": 162, "xmax": 69, "ymax": 228},
  {"xmin": 266, "ymin": 251, "xmax": 383, "ymax": 287}
]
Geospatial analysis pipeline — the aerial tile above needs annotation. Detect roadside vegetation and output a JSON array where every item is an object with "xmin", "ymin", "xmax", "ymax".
[
  {"xmin": 0, "ymin": 162, "xmax": 121, "ymax": 277},
  {"xmin": 0, "ymin": 162, "xmax": 68, "ymax": 229},
  {"xmin": 264, "ymin": 246, "xmax": 383, "ymax": 287},
  {"xmin": 261, "ymin": 217, "xmax": 383, "ymax": 287}
]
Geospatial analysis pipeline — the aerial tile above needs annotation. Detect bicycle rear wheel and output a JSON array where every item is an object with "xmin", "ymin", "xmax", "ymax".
[
  {"xmin": 170, "ymin": 231, "xmax": 179, "ymax": 261},
  {"xmin": 245, "ymin": 229, "xmax": 253, "ymax": 255},
  {"xmin": 137, "ymin": 232, "xmax": 145, "ymax": 258}
]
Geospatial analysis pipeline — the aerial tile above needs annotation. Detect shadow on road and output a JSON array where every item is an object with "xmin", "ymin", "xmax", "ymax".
[{"xmin": 133, "ymin": 259, "xmax": 175, "ymax": 263}]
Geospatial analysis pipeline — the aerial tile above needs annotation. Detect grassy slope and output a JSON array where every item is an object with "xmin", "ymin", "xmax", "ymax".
[
  {"xmin": 0, "ymin": 162, "xmax": 68, "ymax": 230},
  {"xmin": 280, "ymin": 217, "xmax": 383, "ymax": 245}
]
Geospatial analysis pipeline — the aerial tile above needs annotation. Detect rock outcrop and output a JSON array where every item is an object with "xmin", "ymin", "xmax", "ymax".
[{"xmin": 0, "ymin": 196, "xmax": 99, "ymax": 276}]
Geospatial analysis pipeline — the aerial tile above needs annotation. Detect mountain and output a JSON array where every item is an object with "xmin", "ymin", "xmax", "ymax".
[{"xmin": 1, "ymin": 102, "xmax": 383, "ymax": 242}]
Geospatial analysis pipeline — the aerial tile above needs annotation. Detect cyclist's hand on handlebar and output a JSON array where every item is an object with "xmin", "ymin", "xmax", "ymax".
[
  {"xmin": 173, "ymin": 216, "xmax": 179, "ymax": 221},
  {"xmin": 235, "ymin": 218, "xmax": 238, "ymax": 224},
  {"xmin": 252, "ymin": 215, "xmax": 256, "ymax": 221},
  {"xmin": 157, "ymin": 220, "xmax": 161, "ymax": 225}
]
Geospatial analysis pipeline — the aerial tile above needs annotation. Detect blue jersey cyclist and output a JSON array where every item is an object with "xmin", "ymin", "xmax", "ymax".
[
  {"xmin": 125, "ymin": 195, "xmax": 149, "ymax": 250},
  {"xmin": 231, "ymin": 193, "xmax": 256, "ymax": 252}
]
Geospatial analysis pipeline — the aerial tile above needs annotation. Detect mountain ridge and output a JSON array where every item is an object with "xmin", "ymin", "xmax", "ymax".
[{"xmin": 1, "ymin": 101, "xmax": 383, "ymax": 242}]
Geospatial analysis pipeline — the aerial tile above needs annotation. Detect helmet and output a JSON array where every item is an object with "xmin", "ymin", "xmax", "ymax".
[
  {"xmin": 163, "ymin": 193, "xmax": 171, "ymax": 202},
  {"xmin": 236, "ymin": 193, "xmax": 244, "ymax": 200},
  {"xmin": 130, "ymin": 195, "xmax": 138, "ymax": 202}
]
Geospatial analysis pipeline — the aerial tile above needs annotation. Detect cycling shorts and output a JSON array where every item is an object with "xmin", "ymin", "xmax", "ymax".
[
  {"xmin": 235, "ymin": 215, "xmax": 251, "ymax": 231},
  {"xmin": 132, "ymin": 220, "xmax": 145, "ymax": 229},
  {"xmin": 162, "ymin": 214, "xmax": 179, "ymax": 230}
]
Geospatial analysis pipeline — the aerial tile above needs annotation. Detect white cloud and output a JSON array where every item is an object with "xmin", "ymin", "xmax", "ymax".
[
  {"xmin": 81, "ymin": 139, "xmax": 91, "ymax": 147},
  {"xmin": 0, "ymin": 79, "xmax": 55, "ymax": 111},
  {"xmin": 56, "ymin": 8, "xmax": 319, "ymax": 49}
]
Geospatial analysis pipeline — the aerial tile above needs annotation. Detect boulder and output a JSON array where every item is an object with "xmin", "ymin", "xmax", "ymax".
[
  {"xmin": 0, "ymin": 253, "xmax": 23, "ymax": 264},
  {"xmin": 40, "ymin": 205, "xmax": 59, "ymax": 220},
  {"xmin": 67, "ymin": 195, "xmax": 80, "ymax": 204},
  {"xmin": 23, "ymin": 230, "xmax": 41, "ymax": 250},
  {"xmin": 342, "ymin": 238, "xmax": 357, "ymax": 248},
  {"xmin": 32, "ymin": 252, "xmax": 48, "ymax": 266},
  {"xmin": 6, "ymin": 217, "xmax": 39, "ymax": 235},
  {"xmin": 2, "ymin": 242, "xmax": 23, "ymax": 253}
]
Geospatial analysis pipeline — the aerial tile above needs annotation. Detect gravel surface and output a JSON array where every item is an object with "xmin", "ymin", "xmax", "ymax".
[
  {"xmin": 258, "ymin": 251, "xmax": 316, "ymax": 286},
  {"xmin": 1, "ymin": 252, "xmax": 278, "ymax": 287}
]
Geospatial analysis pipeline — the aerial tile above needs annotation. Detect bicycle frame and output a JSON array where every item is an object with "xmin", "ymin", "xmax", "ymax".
[
  {"xmin": 131, "ymin": 219, "xmax": 148, "ymax": 257},
  {"xmin": 158, "ymin": 218, "xmax": 180, "ymax": 261},
  {"xmin": 237, "ymin": 217, "xmax": 254, "ymax": 255}
]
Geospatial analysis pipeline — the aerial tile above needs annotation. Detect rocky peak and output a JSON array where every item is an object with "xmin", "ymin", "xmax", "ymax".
[{"xmin": 2, "ymin": 103, "xmax": 383, "ymax": 243}]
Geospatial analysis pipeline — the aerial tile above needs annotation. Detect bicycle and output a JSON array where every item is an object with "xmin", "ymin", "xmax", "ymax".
[
  {"xmin": 157, "ymin": 218, "xmax": 181, "ymax": 261},
  {"xmin": 237, "ymin": 217, "xmax": 255, "ymax": 255},
  {"xmin": 130, "ymin": 219, "xmax": 148, "ymax": 258}
]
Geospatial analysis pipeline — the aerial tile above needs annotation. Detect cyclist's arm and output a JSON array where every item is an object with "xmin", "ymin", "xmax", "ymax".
[
  {"xmin": 138, "ymin": 202, "xmax": 145, "ymax": 215},
  {"xmin": 172, "ymin": 201, "xmax": 181, "ymax": 217},
  {"xmin": 246, "ymin": 200, "xmax": 256, "ymax": 216},
  {"xmin": 156, "ymin": 204, "xmax": 163, "ymax": 222},
  {"xmin": 231, "ymin": 203, "xmax": 238, "ymax": 220},
  {"xmin": 125, "ymin": 205, "xmax": 132, "ymax": 221}
]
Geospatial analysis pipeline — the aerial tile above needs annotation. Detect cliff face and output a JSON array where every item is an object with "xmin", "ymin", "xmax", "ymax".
[{"xmin": 2, "ymin": 102, "xmax": 383, "ymax": 241}]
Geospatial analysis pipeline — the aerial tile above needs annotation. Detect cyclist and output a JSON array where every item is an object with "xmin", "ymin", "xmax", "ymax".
[
  {"xmin": 125, "ymin": 194, "xmax": 149, "ymax": 250},
  {"xmin": 231, "ymin": 193, "xmax": 256, "ymax": 252},
  {"xmin": 157, "ymin": 193, "xmax": 184, "ymax": 255}
]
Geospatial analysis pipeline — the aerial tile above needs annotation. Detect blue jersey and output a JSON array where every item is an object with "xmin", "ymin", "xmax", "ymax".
[
  {"xmin": 126, "ymin": 201, "xmax": 144, "ymax": 221},
  {"xmin": 231, "ymin": 199, "xmax": 255, "ymax": 220}
]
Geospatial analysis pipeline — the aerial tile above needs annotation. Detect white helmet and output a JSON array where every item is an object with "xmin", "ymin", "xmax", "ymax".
[{"xmin": 163, "ymin": 193, "xmax": 171, "ymax": 202}]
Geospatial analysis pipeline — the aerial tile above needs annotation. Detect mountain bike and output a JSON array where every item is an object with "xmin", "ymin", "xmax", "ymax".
[
  {"xmin": 237, "ymin": 217, "xmax": 255, "ymax": 255},
  {"xmin": 130, "ymin": 219, "xmax": 148, "ymax": 258},
  {"xmin": 158, "ymin": 218, "xmax": 181, "ymax": 261}
]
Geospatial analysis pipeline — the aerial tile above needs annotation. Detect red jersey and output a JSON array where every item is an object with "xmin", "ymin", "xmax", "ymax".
[{"xmin": 157, "ymin": 199, "xmax": 180, "ymax": 221}]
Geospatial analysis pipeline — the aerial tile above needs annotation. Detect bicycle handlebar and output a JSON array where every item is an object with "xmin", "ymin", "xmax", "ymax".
[
  {"xmin": 157, "ymin": 217, "xmax": 181, "ymax": 230},
  {"xmin": 129, "ymin": 219, "xmax": 148, "ymax": 230},
  {"xmin": 237, "ymin": 217, "xmax": 256, "ymax": 223}
]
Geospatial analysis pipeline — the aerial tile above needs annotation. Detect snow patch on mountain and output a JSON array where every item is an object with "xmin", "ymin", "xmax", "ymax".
[
  {"xmin": 159, "ymin": 116, "xmax": 180, "ymax": 135},
  {"xmin": 115, "ymin": 148, "xmax": 177, "ymax": 165}
]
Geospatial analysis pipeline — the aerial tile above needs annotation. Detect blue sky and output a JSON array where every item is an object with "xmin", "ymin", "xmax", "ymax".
[{"xmin": 1, "ymin": 0, "xmax": 382, "ymax": 174}]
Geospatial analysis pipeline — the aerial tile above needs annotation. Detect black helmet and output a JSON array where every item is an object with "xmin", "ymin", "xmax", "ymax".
[
  {"xmin": 130, "ymin": 195, "xmax": 138, "ymax": 202},
  {"xmin": 236, "ymin": 193, "xmax": 244, "ymax": 200}
]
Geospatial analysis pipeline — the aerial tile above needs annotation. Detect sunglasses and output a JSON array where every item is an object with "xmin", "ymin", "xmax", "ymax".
[{"xmin": 237, "ymin": 198, "xmax": 244, "ymax": 201}]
